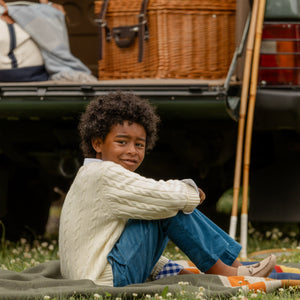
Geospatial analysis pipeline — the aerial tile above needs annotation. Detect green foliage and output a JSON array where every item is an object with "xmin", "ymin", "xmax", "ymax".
[
  {"xmin": 216, "ymin": 188, "xmax": 249, "ymax": 214},
  {"xmin": 0, "ymin": 238, "xmax": 59, "ymax": 272},
  {"xmin": 161, "ymin": 286, "xmax": 169, "ymax": 299},
  {"xmin": 0, "ymin": 220, "xmax": 6, "ymax": 258}
]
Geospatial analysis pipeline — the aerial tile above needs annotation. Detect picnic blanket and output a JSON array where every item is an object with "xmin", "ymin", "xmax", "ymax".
[
  {"xmin": 0, "ymin": 260, "xmax": 300, "ymax": 299},
  {"xmin": 177, "ymin": 259, "xmax": 300, "ymax": 280}
]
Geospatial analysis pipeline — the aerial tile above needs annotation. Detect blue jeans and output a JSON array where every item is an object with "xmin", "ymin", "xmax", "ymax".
[{"xmin": 107, "ymin": 209, "xmax": 241, "ymax": 287}]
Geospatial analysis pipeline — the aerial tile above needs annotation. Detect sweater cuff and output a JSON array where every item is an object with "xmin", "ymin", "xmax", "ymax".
[
  {"xmin": 149, "ymin": 256, "xmax": 170, "ymax": 280},
  {"xmin": 182, "ymin": 181, "xmax": 201, "ymax": 214}
]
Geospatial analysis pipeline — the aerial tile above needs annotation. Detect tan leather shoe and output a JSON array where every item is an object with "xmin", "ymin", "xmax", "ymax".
[{"xmin": 237, "ymin": 254, "xmax": 276, "ymax": 277}]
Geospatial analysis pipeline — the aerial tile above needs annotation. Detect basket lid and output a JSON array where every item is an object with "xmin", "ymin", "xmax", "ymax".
[
  {"xmin": 149, "ymin": 0, "xmax": 236, "ymax": 11},
  {"xmin": 95, "ymin": 0, "xmax": 236, "ymax": 13}
]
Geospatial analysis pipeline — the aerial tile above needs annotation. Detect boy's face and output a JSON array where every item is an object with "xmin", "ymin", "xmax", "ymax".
[{"xmin": 92, "ymin": 121, "xmax": 146, "ymax": 172}]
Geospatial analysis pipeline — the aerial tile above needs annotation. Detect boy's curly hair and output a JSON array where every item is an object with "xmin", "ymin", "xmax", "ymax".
[{"xmin": 78, "ymin": 91, "xmax": 160, "ymax": 157}]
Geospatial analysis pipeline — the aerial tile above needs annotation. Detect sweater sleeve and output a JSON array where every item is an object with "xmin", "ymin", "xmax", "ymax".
[{"xmin": 97, "ymin": 161, "xmax": 200, "ymax": 220}]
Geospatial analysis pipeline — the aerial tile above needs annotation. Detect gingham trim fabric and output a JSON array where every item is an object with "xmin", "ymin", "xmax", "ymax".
[{"xmin": 155, "ymin": 260, "xmax": 184, "ymax": 280}]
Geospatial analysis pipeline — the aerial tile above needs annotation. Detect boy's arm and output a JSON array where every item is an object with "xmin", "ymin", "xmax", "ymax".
[
  {"xmin": 99, "ymin": 161, "xmax": 201, "ymax": 219},
  {"xmin": 182, "ymin": 179, "xmax": 206, "ymax": 205}
]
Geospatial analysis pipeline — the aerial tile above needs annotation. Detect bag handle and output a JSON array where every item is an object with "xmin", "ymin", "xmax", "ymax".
[
  {"xmin": 95, "ymin": 0, "xmax": 111, "ymax": 60},
  {"xmin": 96, "ymin": 0, "xmax": 149, "ymax": 62},
  {"xmin": 137, "ymin": 0, "xmax": 149, "ymax": 62}
]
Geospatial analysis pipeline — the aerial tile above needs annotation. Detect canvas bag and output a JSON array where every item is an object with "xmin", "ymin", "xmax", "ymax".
[{"xmin": 0, "ymin": 1, "xmax": 48, "ymax": 82}]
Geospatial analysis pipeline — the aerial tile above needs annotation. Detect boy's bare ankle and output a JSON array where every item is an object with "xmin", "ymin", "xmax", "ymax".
[
  {"xmin": 231, "ymin": 260, "xmax": 243, "ymax": 267},
  {"xmin": 205, "ymin": 260, "xmax": 237, "ymax": 276},
  {"xmin": 178, "ymin": 269, "xmax": 194, "ymax": 275}
]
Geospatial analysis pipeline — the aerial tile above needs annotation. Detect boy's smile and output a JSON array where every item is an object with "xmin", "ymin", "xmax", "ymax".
[{"xmin": 92, "ymin": 121, "xmax": 146, "ymax": 172}]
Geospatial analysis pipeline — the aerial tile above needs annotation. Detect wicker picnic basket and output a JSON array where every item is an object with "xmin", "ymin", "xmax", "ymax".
[{"xmin": 95, "ymin": 0, "xmax": 236, "ymax": 80}]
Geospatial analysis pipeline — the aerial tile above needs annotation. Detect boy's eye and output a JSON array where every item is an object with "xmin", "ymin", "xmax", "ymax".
[
  {"xmin": 117, "ymin": 140, "xmax": 126, "ymax": 145},
  {"xmin": 136, "ymin": 143, "xmax": 145, "ymax": 148}
]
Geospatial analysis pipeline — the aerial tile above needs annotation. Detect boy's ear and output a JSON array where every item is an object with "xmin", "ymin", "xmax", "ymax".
[{"xmin": 91, "ymin": 137, "xmax": 103, "ymax": 154}]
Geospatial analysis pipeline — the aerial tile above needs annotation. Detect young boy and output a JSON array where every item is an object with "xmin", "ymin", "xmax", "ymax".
[{"xmin": 59, "ymin": 91, "xmax": 276, "ymax": 287}]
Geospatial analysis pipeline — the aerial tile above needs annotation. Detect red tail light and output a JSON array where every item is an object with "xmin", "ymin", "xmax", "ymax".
[{"xmin": 259, "ymin": 23, "xmax": 300, "ymax": 86}]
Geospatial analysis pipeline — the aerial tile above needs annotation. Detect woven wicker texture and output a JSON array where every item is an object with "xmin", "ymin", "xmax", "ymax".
[{"xmin": 95, "ymin": 0, "xmax": 236, "ymax": 79}]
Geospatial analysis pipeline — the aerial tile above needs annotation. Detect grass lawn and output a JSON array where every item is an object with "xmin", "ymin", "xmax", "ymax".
[{"xmin": 1, "ymin": 222, "xmax": 300, "ymax": 299}]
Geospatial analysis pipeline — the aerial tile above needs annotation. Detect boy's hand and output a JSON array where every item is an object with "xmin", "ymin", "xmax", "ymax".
[
  {"xmin": 0, "ymin": 0, "xmax": 14, "ymax": 24},
  {"xmin": 198, "ymin": 188, "xmax": 206, "ymax": 204},
  {"xmin": 39, "ymin": 0, "xmax": 66, "ymax": 14}
]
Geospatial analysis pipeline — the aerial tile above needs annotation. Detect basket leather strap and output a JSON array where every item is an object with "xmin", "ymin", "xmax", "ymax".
[
  {"xmin": 95, "ymin": 0, "xmax": 110, "ymax": 60},
  {"xmin": 96, "ymin": 0, "xmax": 149, "ymax": 62},
  {"xmin": 138, "ymin": 0, "xmax": 149, "ymax": 62}
]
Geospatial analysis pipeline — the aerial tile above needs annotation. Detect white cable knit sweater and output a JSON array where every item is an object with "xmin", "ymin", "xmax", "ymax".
[{"xmin": 59, "ymin": 160, "xmax": 200, "ymax": 286}]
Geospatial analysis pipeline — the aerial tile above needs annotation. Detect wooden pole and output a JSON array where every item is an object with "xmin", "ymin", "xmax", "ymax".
[
  {"xmin": 240, "ymin": 0, "xmax": 266, "ymax": 259},
  {"xmin": 229, "ymin": 0, "xmax": 259, "ymax": 239}
]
